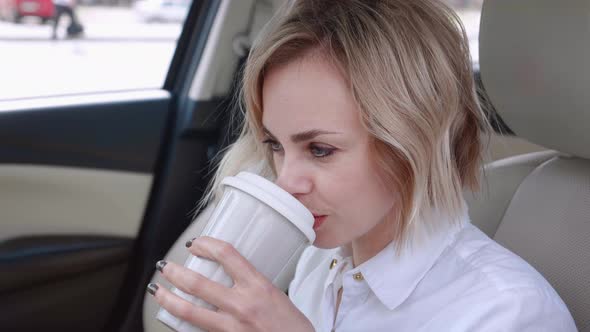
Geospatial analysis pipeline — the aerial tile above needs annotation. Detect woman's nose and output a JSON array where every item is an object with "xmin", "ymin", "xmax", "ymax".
[{"xmin": 275, "ymin": 163, "xmax": 312, "ymax": 196}]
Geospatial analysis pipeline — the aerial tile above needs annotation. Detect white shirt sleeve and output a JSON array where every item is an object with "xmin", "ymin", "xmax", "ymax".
[{"xmin": 438, "ymin": 287, "xmax": 577, "ymax": 332}]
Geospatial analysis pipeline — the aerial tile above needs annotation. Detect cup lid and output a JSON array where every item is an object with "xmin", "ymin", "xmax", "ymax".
[{"xmin": 221, "ymin": 172, "xmax": 316, "ymax": 243}]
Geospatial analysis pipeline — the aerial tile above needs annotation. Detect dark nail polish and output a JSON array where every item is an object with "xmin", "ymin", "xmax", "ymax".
[
  {"xmin": 147, "ymin": 283, "xmax": 159, "ymax": 296},
  {"xmin": 156, "ymin": 260, "xmax": 167, "ymax": 273},
  {"xmin": 185, "ymin": 237, "xmax": 196, "ymax": 248}
]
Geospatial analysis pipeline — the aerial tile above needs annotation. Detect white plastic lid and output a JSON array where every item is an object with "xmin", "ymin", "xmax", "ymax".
[{"xmin": 221, "ymin": 172, "xmax": 316, "ymax": 243}]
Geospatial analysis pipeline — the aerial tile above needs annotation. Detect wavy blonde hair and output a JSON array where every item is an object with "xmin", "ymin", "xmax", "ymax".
[{"xmin": 201, "ymin": 0, "xmax": 489, "ymax": 247}]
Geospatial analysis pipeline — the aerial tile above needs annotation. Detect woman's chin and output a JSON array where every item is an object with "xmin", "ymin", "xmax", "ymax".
[{"xmin": 312, "ymin": 231, "xmax": 344, "ymax": 249}]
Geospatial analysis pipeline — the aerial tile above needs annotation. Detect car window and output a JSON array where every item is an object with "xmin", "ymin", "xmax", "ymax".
[
  {"xmin": 0, "ymin": 0, "xmax": 192, "ymax": 100},
  {"xmin": 441, "ymin": 0, "xmax": 483, "ymax": 69}
]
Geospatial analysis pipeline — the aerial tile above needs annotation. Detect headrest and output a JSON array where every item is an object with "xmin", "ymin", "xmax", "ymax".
[{"xmin": 479, "ymin": 0, "xmax": 590, "ymax": 159}]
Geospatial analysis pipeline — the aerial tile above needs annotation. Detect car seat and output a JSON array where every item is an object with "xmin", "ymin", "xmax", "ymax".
[{"xmin": 466, "ymin": 0, "xmax": 590, "ymax": 330}]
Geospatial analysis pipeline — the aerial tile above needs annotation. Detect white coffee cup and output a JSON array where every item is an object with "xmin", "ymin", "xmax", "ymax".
[{"xmin": 156, "ymin": 171, "xmax": 315, "ymax": 332}]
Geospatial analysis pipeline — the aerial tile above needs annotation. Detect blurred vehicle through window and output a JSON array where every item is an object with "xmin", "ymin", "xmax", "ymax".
[
  {"xmin": 0, "ymin": 0, "xmax": 55, "ymax": 23},
  {"xmin": 133, "ymin": 0, "xmax": 189, "ymax": 23},
  {"xmin": 0, "ymin": 0, "xmax": 190, "ymax": 100}
]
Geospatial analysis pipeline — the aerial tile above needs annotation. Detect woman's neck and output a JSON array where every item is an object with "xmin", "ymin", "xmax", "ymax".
[{"xmin": 351, "ymin": 216, "xmax": 396, "ymax": 267}]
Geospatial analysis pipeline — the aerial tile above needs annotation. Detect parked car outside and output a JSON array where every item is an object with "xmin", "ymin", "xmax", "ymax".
[
  {"xmin": 133, "ymin": 0, "xmax": 189, "ymax": 23},
  {"xmin": 0, "ymin": 0, "xmax": 54, "ymax": 23}
]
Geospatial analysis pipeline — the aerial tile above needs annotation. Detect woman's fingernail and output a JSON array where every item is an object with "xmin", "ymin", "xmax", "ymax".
[
  {"xmin": 156, "ymin": 260, "xmax": 167, "ymax": 273},
  {"xmin": 147, "ymin": 283, "xmax": 159, "ymax": 296},
  {"xmin": 185, "ymin": 237, "xmax": 196, "ymax": 248}
]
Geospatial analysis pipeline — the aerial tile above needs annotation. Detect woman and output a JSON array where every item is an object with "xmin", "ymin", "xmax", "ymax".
[{"xmin": 147, "ymin": 0, "xmax": 576, "ymax": 331}]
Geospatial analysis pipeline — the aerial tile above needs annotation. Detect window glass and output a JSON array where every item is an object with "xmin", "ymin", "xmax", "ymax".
[
  {"xmin": 442, "ymin": 0, "xmax": 483, "ymax": 69},
  {"xmin": 0, "ymin": 0, "xmax": 191, "ymax": 100}
]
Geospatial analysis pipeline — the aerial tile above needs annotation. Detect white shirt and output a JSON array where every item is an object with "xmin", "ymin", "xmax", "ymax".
[{"xmin": 288, "ymin": 212, "xmax": 576, "ymax": 332}]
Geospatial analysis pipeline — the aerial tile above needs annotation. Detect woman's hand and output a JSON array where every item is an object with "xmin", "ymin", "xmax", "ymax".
[{"xmin": 148, "ymin": 236, "xmax": 315, "ymax": 332}]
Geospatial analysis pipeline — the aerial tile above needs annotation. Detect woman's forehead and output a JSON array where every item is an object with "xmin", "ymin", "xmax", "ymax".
[{"xmin": 261, "ymin": 54, "xmax": 362, "ymax": 134}]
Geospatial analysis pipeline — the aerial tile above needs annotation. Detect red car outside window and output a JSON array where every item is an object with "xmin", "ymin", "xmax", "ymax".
[{"xmin": 0, "ymin": 0, "xmax": 54, "ymax": 23}]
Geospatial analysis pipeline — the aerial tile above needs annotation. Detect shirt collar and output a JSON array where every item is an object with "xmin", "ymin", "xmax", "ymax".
[{"xmin": 336, "ymin": 209, "xmax": 469, "ymax": 310}]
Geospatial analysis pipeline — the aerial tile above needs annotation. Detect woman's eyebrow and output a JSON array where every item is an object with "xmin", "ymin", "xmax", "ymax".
[
  {"xmin": 263, "ymin": 127, "xmax": 277, "ymax": 139},
  {"xmin": 291, "ymin": 129, "xmax": 341, "ymax": 143},
  {"xmin": 263, "ymin": 127, "xmax": 341, "ymax": 143}
]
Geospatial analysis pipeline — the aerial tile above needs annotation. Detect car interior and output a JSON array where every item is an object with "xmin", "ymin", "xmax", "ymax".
[
  {"xmin": 0, "ymin": 0, "xmax": 587, "ymax": 331},
  {"xmin": 143, "ymin": 0, "xmax": 590, "ymax": 331}
]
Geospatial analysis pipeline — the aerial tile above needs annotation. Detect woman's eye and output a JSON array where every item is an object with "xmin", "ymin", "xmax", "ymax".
[
  {"xmin": 262, "ymin": 139, "xmax": 283, "ymax": 152},
  {"xmin": 310, "ymin": 145, "xmax": 334, "ymax": 158}
]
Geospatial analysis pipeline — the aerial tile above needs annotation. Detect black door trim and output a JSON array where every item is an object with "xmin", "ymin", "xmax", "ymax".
[
  {"xmin": 104, "ymin": 1, "xmax": 223, "ymax": 331},
  {"xmin": 0, "ymin": 90, "xmax": 170, "ymax": 173}
]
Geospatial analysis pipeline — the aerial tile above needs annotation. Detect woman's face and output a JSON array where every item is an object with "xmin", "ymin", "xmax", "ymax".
[{"xmin": 261, "ymin": 53, "xmax": 397, "ymax": 249}]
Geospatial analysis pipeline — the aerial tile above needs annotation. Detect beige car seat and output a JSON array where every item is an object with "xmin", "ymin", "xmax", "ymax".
[
  {"xmin": 466, "ymin": 0, "xmax": 590, "ymax": 330},
  {"xmin": 144, "ymin": 0, "xmax": 590, "ymax": 331}
]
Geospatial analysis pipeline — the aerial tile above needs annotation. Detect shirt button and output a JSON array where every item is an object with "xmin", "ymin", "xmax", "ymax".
[
  {"xmin": 352, "ymin": 272, "xmax": 364, "ymax": 281},
  {"xmin": 329, "ymin": 258, "xmax": 338, "ymax": 270}
]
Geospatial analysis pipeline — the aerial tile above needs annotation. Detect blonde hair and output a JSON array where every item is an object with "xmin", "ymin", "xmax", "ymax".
[{"xmin": 201, "ymin": 0, "xmax": 490, "ymax": 247}]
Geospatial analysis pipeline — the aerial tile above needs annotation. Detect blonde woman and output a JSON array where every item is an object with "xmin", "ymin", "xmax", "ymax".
[{"xmin": 147, "ymin": 0, "xmax": 576, "ymax": 331}]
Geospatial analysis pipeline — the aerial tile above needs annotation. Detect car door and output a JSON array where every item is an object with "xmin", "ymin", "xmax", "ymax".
[{"xmin": 0, "ymin": 0, "xmax": 251, "ymax": 330}]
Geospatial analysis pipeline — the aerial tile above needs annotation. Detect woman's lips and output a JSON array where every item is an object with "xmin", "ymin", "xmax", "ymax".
[{"xmin": 313, "ymin": 215, "xmax": 327, "ymax": 230}]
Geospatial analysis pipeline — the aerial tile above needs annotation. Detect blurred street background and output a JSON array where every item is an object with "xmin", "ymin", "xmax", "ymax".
[
  {"xmin": 0, "ymin": 4, "xmax": 184, "ymax": 100},
  {"xmin": 0, "ymin": 0, "xmax": 482, "ymax": 101}
]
